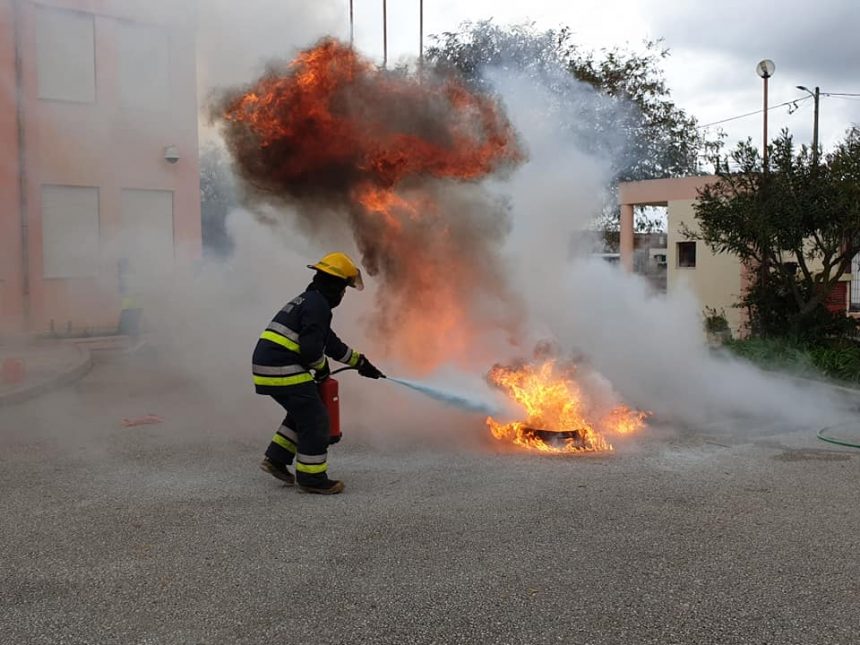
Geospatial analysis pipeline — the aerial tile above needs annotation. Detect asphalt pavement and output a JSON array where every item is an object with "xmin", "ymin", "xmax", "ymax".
[{"xmin": 1, "ymin": 354, "xmax": 858, "ymax": 645}]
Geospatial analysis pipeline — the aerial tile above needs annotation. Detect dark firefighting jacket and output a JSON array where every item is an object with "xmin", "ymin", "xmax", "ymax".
[{"xmin": 252, "ymin": 289, "xmax": 360, "ymax": 395}]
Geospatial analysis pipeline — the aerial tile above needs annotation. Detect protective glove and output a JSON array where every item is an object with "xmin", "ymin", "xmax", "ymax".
[
  {"xmin": 313, "ymin": 360, "xmax": 331, "ymax": 382},
  {"xmin": 357, "ymin": 355, "xmax": 384, "ymax": 379}
]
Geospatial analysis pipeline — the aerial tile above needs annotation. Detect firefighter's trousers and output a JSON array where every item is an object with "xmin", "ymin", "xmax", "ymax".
[{"xmin": 264, "ymin": 382, "xmax": 331, "ymax": 486}]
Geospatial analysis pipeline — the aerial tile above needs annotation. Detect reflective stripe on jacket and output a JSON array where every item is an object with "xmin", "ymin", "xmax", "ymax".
[{"xmin": 252, "ymin": 289, "xmax": 360, "ymax": 394}]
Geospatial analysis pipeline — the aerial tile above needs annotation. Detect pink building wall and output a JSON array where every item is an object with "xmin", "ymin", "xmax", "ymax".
[{"xmin": 0, "ymin": 0, "xmax": 201, "ymax": 337}]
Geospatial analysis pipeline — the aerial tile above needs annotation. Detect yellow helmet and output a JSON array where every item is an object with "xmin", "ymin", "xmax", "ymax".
[{"xmin": 308, "ymin": 252, "xmax": 364, "ymax": 290}]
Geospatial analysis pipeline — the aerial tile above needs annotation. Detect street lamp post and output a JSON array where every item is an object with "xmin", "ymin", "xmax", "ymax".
[
  {"xmin": 796, "ymin": 85, "xmax": 820, "ymax": 164},
  {"xmin": 756, "ymin": 59, "xmax": 775, "ymax": 170},
  {"xmin": 754, "ymin": 60, "xmax": 776, "ymax": 293}
]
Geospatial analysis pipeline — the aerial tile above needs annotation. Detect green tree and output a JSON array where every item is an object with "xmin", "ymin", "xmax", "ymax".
[
  {"xmin": 692, "ymin": 128, "xmax": 860, "ymax": 340},
  {"xmin": 426, "ymin": 21, "xmax": 705, "ymax": 185},
  {"xmin": 200, "ymin": 143, "xmax": 237, "ymax": 257}
]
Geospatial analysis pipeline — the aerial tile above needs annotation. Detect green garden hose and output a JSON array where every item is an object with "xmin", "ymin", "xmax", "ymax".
[{"xmin": 817, "ymin": 426, "xmax": 860, "ymax": 449}]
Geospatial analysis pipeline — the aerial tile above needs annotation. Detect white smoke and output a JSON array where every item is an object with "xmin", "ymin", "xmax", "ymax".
[
  {"xmin": 491, "ymin": 73, "xmax": 854, "ymax": 432},
  {"xmin": 196, "ymin": 0, "xmax": 343, "ymax": 96}
]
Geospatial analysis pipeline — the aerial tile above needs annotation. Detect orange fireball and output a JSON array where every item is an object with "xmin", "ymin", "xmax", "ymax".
[
  {"xmin": 218, "ymin": 39, "xmax": 524, "ymax": 371},
  {"xmin": 486, "ymin": 360, "xmax": 648, "ymax": 453}
]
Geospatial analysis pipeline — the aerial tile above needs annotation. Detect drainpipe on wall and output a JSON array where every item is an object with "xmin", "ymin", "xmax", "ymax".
[{"xmin": 12, "ymin": 0, "xmax": 30, "ymax": 331}]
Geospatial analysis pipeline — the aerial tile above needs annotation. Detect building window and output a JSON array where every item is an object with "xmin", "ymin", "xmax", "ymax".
[
  {"xmin": 35, "ymin": 8, "xmax": 96, "ymax": 103},
  {"xmin": 117, "ymin": 22, "xmax": 170, "ymax": 112},
  {"xmin": 120, "ymin": 189, "xmax": 175, "ymax": 274},
  {"xmin": 677, "ymin": 241, "xmax": 696, "ymax": 268},
  {"xmin": 851, "ymin": 254, "xmax": 860, "ymax": 311},
  {"xmin": 41, "ymin": 186, "xmax": 100, "ymax": 278}
]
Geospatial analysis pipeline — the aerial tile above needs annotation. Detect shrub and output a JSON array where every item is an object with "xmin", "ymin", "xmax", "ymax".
[
  {"xmin": 726, "ymin": 336, "xmax": 860, "ymax": 384},
  {"xmin": 703, "ymin": 307, "xmax": 730, "ymax": 334}
]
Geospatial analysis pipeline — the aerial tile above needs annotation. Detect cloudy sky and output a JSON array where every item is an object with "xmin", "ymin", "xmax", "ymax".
[{"xmin": 200, "ymin": 0, "xmax": 860, "ymax": 152}]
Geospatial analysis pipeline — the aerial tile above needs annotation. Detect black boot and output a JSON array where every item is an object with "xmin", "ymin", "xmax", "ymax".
[
  {"xmin": 299, "ymin": 478, "xmax": 344, "ymax": 495},
  {"xmin": 259, "ymin": 457, "xmax": 295, "ymax": 485}
]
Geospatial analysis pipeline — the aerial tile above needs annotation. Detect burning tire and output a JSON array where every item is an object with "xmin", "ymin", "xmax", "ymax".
[
  {"xmin": 486, "ymin": 359, "xmax": 649, "ymax": 453},
  {"xmin": 522, "ymin": 427, "xmax": 586, "ymax": 449}
]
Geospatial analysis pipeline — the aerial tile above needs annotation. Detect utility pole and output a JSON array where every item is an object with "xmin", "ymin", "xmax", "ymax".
[
  {"xmin": 349, "ymin": 0, "xmax": 354, "ymax": 46},
  {"xmin": 419, "ymin": 0, "xmax": 424, "ymax": 68},
  {"xmin": 797, "ymin": 85, "xmax": 821, "ymax": 164},
  {"xmin": 382, "ymin": 0, "xmax": 388, "ymax": 68},
  {"xmin": 813, "ymin": 85, "xmax": 820, "ymax": 162}
]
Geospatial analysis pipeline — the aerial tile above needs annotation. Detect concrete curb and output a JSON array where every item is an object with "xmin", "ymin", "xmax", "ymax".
[
  {"xmin": 63, "ymin": 334, "xmax": 140, "ymax": 353},
  {"xmin": 0, "ymin": 345, "xmax": 93, "ymax": 407}
]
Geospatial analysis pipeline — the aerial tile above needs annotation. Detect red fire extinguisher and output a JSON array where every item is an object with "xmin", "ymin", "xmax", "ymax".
[{"xmin": 318, "ymin": 376, "xmax": 341, "ymax": 443}]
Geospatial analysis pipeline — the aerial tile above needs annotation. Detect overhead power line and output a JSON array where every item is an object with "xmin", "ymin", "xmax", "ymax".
[
  {"xmin": 696, "ymin": 95, "xmax": 812, "ymax": 129},
  {"xmin": 697, "ymin": 90, "xmax": 860, "ymax": 131}
]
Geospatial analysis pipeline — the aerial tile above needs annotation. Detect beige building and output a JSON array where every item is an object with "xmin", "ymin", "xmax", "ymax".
[
  {"xmin": 619, "ymin": 176, "xmax": 854, "ymax": 337},
  {"xmin": 662, "ymin": 185, "xmax": 745, "ymax": 334}
]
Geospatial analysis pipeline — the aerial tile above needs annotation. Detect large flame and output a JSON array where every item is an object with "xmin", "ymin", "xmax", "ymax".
[
  {"xmin": 218, "ymin": 39, "xmax": 523, "ymax": 369},
  {"xmin": 486, "ymin": 360, "xmax": 649, "ymax": 453}
]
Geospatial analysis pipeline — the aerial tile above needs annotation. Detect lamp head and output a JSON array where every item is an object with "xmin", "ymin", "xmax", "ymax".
[{"xmin": 756, "ymin": 59, "xmax": 775, "ymax": 79}]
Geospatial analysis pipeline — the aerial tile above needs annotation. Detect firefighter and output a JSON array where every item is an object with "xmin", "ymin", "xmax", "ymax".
[{"xmin": 254, "ymin": 252, "xmax": 384, "ymax": 494}]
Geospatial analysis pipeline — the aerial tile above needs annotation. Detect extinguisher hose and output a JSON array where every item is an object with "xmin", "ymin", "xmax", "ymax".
[{"xmin": 328, "ymin": 366, "xmax": 496, "ymax": 414}]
